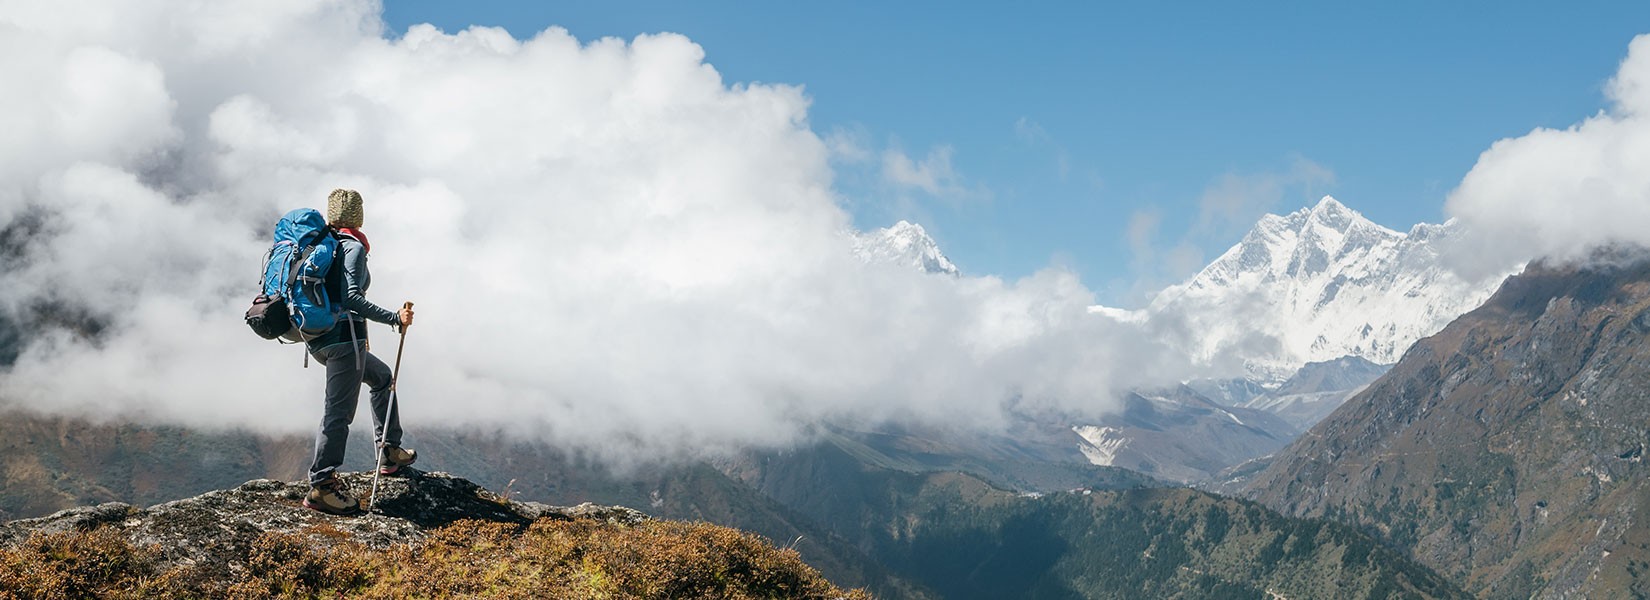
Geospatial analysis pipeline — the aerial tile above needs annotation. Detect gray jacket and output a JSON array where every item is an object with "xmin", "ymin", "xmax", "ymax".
[{"xmin": 308, "ymin": 236, "xmax": 397, "ymax": 350}]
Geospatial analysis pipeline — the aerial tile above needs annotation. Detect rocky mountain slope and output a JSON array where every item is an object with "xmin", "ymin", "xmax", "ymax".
[
  {"xmin": 790, "ymin": 423, "xmax": 1162, "ymax": 493},
  {"xmin": 1243, "ymin": 252, "xmax": 1650, "ymax": 597},
  {"xmin": 1070, "ymin": 386, "xmax": 1299, "ymax": 482},
  {"xmin": 0, "ymin": 470, "xmax": 863, "ymax": 598},
  {"xmin": 1234, "ymin": 356, "xmax": 1389, "ymax": 430},
  {"xmin": 1078, "ymin": 358, "xmax": 1389, "ymax": 484}
]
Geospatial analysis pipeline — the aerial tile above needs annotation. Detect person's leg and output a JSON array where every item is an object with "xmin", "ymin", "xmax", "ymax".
[
  {"xmin": 361, "ymin": 350, "xmax": 416, "ymax": 473},
  {"xmin": 360, "ymin": 351, "xmax": 402, "ymax": 447},
  {"xmin": 308, "ymin": 343, "xmax": 364, "ymax": 485}
]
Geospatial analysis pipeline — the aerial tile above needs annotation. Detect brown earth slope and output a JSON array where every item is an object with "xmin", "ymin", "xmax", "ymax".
[{"xmin": 1244, "ymin": 253, "xmax": 1650, "ymax": 598}]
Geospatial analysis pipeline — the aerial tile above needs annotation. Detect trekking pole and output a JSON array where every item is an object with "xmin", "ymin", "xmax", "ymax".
[{"xmin": 369, "ymin": 301, "xmax": 413, "ymax": 512}]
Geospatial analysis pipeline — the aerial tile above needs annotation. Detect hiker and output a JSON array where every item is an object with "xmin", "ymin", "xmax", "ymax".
[{"xmin": 303, "ymin": 188, "xmax": 419, "ymax": 515}]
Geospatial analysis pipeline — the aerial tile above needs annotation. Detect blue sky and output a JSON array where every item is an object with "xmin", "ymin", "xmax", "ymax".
[{"xmin": 382, "ymin": 2, "xmax": 1650, "ymax": 306}]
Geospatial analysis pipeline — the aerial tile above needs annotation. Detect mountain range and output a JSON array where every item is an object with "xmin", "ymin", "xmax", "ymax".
[
  {"xmin": 1054, "ymin": 197, "xmax": 1507, "ymax": 482},
  {"xmin": 849, "ymin": 197, "xmax": 1497, "ymax": 390},
  {"xmin": 842, "ymin": 198, "xmax": 1502, "ymax": 485},
  {"xmin": 1233, "ymin": 355, "xmax": 1390, "ymax": 430},
  {"xmin": 1070, "ymin": 386, "xmax": 1299, "ymax": 482},
  {"xmin": 1102, "ymin": 196, "xmax": 1505, "ymax": 382}
]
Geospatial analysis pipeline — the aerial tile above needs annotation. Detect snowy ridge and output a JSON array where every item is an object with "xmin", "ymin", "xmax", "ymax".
[
  {"xmin": 1114, "ymin": 196, "xmax": 1505, "ymax": 381},
  {"xmin": 851, "ymin": 220, "xmax": 960, "ymax": 276},
  {"xmin": 1072, "ymin": 425, "xmax": 1128, "ymax": 467}
]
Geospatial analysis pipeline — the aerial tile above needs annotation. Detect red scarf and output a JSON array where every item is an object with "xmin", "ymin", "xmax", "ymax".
[{"xmin": 337, "ymin": 227, "xmax": 370, "ymax": 254}]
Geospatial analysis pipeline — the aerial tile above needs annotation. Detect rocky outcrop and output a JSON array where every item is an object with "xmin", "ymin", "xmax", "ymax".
[
  {"xmin": 0, "ymin": 417, "xmax": 919, "ymax": 596},
  {"xmin": 0, "ymin": 470, "xmax": 644, "ymax": 582},
  {"xmin": 0, "ymin": 469, "xmax": 871, "ymax": 599}
]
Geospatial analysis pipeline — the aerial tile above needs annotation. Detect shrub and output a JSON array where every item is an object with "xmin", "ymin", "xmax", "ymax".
[{"xmin": 0, "ymin": 528, "xmax": 187, "ymax": 599}]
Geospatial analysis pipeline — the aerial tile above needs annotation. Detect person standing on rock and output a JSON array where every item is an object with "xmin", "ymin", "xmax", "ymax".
[{"xmin": 303, "ymin": 188, "xmax": 419, "ymax": 516}]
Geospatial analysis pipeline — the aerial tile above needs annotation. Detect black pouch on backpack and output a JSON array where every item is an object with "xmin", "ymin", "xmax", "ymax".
[{"xmin": 245, "ymin": 294, "xmax": 292, "ymax": 340}]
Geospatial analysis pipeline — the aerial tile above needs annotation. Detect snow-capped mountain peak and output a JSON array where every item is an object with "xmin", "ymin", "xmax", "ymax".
[
  {"xmin": 852, "ymin": 220, "xmax": 960, "ymax": 276},
  {"xmin": 1129, "ymin": 196, "xmax": 1506, "ymax": 381},
  {"xmin": 1186, "ymin": 196, "xmax": 1396, "ymax": 292},
  {"xmin": 1304, "ymin": 194, "xmax": 1354, "ymax": 228}
]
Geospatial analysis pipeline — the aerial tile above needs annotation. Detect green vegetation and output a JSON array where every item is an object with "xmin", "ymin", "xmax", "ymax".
[
  {"xmin": 880, "ymin": 488, "xmax": 1469, "ymax": 600},
  {"xmin": 0, "ymin": 518, "xmax": 868, "ymax": 599}
]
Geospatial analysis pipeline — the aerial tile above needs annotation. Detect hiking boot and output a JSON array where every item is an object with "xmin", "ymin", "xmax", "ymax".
[
  {"xmin": 303, "ymin": 475, "xmax": 360, "ymax": 515},
  {"xmin": 378, "ymin": 445, "xmax": 417, "ymax": 475}
]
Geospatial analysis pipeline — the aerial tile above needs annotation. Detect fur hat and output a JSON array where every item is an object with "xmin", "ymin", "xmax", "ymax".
[{"xmin": 326, "ymin": 188, "xmax": 364, "ymax": 228}]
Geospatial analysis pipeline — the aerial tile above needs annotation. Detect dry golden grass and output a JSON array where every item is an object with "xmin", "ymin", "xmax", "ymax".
[
  {"xmin": 0, "ymin": 527, "xmax": 186, "ymax": 600},
  {"xmin": 0, "ymin": 518, "xmax": 871, "ymax": 599}
]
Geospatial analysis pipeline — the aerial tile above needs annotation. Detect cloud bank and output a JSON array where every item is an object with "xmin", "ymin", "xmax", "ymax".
[
  {"xmin": 1446, "ymin": 34, "xmax": 1650, "ymax": 278},
  {"xmin": 0, "ymin": 1, "xmax": 1192, "ymax": 465}
]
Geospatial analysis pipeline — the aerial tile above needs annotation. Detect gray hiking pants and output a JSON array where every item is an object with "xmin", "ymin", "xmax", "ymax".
[{"xmin": 307, "ymin": 341, "xmax": 402, "ymax": 485}]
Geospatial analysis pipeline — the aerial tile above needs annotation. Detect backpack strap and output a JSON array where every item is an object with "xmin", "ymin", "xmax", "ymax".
[
  {"xmin": 284, "ymin": 243, "xmax": 318, "ymax": 297},
  {"xmin": 324, "ymin": 230, "xmax": 350, "ymax": 303}
]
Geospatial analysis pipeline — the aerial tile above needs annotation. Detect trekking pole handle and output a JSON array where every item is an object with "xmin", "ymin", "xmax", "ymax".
[
  {"xmin": 397, "ymin": 302, "xmax": 414, "ymax": 329},
  {"xmin": 391, "ymin": 301, "xmax": 413, "ymax": 390}
]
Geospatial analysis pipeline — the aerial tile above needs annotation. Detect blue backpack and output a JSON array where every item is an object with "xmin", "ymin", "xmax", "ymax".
[{"xmin": 245, "ymin": 208, "xmax": 343, "ymax": 342}]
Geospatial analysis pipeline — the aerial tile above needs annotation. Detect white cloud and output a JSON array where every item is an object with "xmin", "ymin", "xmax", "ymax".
[
  {"xmin": 882, "ymin": 145, "xmax": 971, "ymax": 198},
  {"xmin": 0, "ymin": 1, "xmax": 1190, "ymax": 466},
  {"xmin": 1197, "ymin": 156, "xmax": 1335, "ymax": 235},
  {"xmin": 1116, "ymin": 207, "xmax": 1205, "ymax": 307},
  {"xmin": 1125, "ymin": 209, "xmax": 1161, "ymax": 262},
  {"xmin": 1014, "ymin": 116, "xmax": 1073, "ymax": 181},
  {"xmin": 823, "ymin": 126, "xmax": 873, "ymax": 164},
  {"xmin": 1014, "ymin": 117, "xmax": 1049, "ymax": 144},
  {"xmin": 1445, "ymin": 34, "xmax": 1650, "ymax": 279},
  {"xmin": 1113, "ymin": 157, "xmax": 1333, "ymax": 305}
]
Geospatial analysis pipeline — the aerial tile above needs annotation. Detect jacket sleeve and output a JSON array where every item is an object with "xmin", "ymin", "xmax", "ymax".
[{"xmin": 337, "ymin": 240, "xmax": 400, "ymax": 327}]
